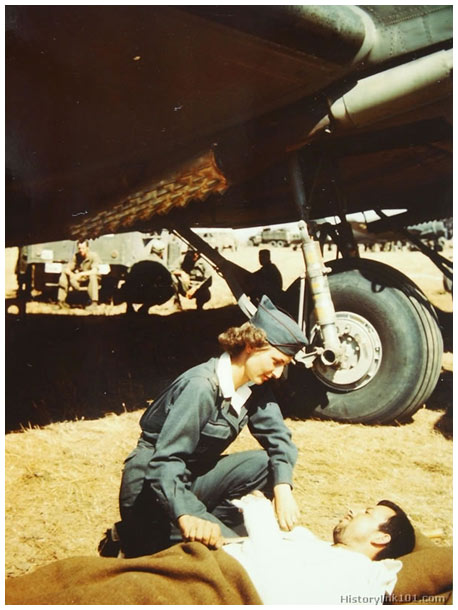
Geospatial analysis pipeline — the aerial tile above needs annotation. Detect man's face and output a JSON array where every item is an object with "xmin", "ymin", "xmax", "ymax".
[
  {"xmin": 333, "ymin": 504, "xmax": 395, "ymax": 548},
  {"xmin": 77, "ymin": 241, "xmax": 89, "ymax": 257},
  {"xmin": 244, "ymin": 345, "xmax": 291, "ymax": 385}
]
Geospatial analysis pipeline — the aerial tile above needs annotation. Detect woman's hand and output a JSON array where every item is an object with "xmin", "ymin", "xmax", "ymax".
[
  {"xmin": 272, "ymin": 483, "xmax": 300, "ymax": 531},
  {"xmin": 177, "ymin": 515, "xmax": 224, "ymax": 549}
]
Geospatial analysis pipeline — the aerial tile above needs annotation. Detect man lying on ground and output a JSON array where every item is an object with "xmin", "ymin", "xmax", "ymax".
[
  {"xmin": 224, "ymin": 492, "xmax": 415, "ymax": 604},
  {"xmin": 5, "ymin": 493, "xmax": 415, "ymax": 605}
]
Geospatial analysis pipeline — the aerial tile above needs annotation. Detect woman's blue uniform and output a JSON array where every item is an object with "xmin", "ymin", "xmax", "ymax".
[{"xmin": 117, "ymin": 355, "xmax": 298, "ymax": 557}]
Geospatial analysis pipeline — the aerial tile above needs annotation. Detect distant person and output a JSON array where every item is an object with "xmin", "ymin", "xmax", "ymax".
[
  {"xmin": 57, "ymin": 238, "xmax": 102, "ymax": 311},
  {"xmin": 148, "ymin": 236, "xmax": 167, "ymax": 258},
  {"xmin": 250, "ymin": 249, "xmax": 283, "ymax": 305},
  {"xmin": 172, "ymin": 249, "xmax": 213, "ymax": 310}
]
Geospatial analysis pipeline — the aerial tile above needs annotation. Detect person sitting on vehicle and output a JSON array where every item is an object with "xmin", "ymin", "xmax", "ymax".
[
  {"xmin": 172, "ymin": 249, "xmax": 213, "ymax": 310},
  {"xmin": 57, "ymin": 238, "xmax": 102, "ymax": 311},
  {"xmin": 249, "ymin": 248, "xmax": 283, "ymax": 305},
  {"xmin": 98, "ymin": 295, "xmax": 308, "ymax": 559},
  {"xmin": 5, "ymin": 493, "xmax": 417, "ymax": 605}
]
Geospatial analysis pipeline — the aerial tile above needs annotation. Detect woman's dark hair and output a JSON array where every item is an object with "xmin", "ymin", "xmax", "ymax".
[
  {"xmin": 374, "ymin": 500, "xmax": 416, "ymax": 560},
  {"xmin": 218, "ymin": 322, "xmax": 269, "ymax": 356}
]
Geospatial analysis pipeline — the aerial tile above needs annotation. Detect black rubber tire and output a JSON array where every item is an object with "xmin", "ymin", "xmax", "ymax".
[
  {"xmin": 283, "ymin": 259, "xmax": 443, "ymax": 424},
  {"xmin": 16, "ymin": 269, "xmax": 31, "ymax": 316},
  {"xmin": 121, "ymin": 260, "xmax": 175, "ymax": 309}
]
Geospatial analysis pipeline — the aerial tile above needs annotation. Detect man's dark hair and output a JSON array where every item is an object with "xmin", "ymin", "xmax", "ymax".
[
  {"xmin": 77, "ymin": 237, "xmax": 89, "ymax": 246},
  {"xmin": 259, "ymin": 249, "xmax": 271, "ymax": 263},
  {"xmin": 374, "ymin": 500, "xmax": 416, "ymax": 560}
]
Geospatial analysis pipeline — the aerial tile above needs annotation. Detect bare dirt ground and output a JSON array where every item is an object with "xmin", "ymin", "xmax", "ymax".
[{"xmin": 4, "ymin": 244, "xmax": 453, "ymax": 577}]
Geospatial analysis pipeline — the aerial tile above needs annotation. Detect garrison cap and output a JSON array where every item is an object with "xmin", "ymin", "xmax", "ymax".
[{"xmin": 251, "ymin": 295, "xmax": 308, "ymax": 357}]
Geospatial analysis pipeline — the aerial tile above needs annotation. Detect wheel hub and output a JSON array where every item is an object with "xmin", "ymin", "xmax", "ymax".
[{"xmin": 311, "ymin": 311, "xmax": 382, "ymax": 391}]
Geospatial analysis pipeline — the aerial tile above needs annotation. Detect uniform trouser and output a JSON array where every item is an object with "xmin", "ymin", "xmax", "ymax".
[
  {"xmin": 58, "ymin": 272, "xmax": 99, "ymax": 303},
  {"xmin": 117, "ymin": 445, "xmax": 271, "ymax": 558},
  {"xmin": 171, "ymin": 277, "xmax": 210, "ymax": 308},
  {"xmin": 193, "ymin": 284, "xmax": 211, "ymax": 309}
]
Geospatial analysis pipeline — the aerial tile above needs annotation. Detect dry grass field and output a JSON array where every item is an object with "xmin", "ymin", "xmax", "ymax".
[{"xmin": 4, "ymin": 243, "xmax": 453, "ymax": 578}]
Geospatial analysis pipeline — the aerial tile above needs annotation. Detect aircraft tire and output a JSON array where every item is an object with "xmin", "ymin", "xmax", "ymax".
[{"xmin": 283, "ymin": 259, "xmax": 443, "ymax": 424}]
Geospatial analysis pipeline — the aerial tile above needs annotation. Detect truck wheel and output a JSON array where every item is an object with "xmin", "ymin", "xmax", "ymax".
[
  {"xmin": 17, "ymin": 269, "xmax": 32, "ymax": 300},
  {"xmin": 16, "ymin": 268, "xmax": 32, "ymax": 315},
  {"xmin": 283, "ymin": 259, "xmax": 443, "ymax": 424},
  {"xmin": 276, "ymin": 240, "xmax": 285, "ymax": 247}
]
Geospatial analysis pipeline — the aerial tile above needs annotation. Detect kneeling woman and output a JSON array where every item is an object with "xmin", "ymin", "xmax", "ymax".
[{"xmin": 100, "ymin": 296, "xmax": 308, "ymax": 558}]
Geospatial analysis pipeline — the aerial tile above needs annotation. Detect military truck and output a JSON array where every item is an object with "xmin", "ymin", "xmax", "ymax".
[
  {"xmin": 407, "ymin": 219, "xmax": 452, "ymax": 251},
  {"xmin": 15, "ymin": 231, "xmax": 169, "ymax": 304},
  {"xmin": 16, "ymin": 239, "xmax": 76, "ymax": 300},
  {"xmin": 249, "ymin": 227, "xmax": 301, "ymax": 248},
  {"xmin": 199, "ymin": 230, "xmax": 238, "ymax": 252}
]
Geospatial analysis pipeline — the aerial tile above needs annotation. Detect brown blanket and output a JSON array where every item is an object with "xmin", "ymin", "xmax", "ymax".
[{"xmin": 5, "ymin": 542, "xmax": 262, "ymax": 605}]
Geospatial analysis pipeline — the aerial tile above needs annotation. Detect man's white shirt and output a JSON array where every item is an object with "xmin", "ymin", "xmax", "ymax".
[{"xmin": 224, "ymin": 495, "xmax": 402, "ymax": 605}]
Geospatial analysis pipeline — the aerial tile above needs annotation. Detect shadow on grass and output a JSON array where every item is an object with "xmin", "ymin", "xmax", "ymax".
[
  {"xmin": 435, "ymin": 308, "xmax": 453, "ymax": 353},
  {"xmin": 5, "ymin": 303, "xmax": 453, "ymax": 435},
  {"xmin": 427, "ymin": 370, "xmax": 453, "ymax": 439},
  {"xmin": 5, "ymin": 305, "xmax": 246, "ymax": 432}
]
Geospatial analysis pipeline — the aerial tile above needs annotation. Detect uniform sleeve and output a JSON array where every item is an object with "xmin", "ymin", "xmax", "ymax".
[
  {"xmin": 247, "ymin": 386, "xmax": 298, "ymax": 487},
  {"xmin": 67, "ymin": 254, "xmax": 77, "ymax": 272},
  {"xmin": 90, "ymin": 251, "xmax": 102, "ymax": 269},
  {"xmin": 144, "ymin": 377, "xmax": 219, "ymax": 521}
]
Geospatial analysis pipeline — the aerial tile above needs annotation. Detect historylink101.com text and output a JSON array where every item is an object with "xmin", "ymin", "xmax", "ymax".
[{"xmin": 341, "ymin": 593, "xmax": 448, "ymax": 604}]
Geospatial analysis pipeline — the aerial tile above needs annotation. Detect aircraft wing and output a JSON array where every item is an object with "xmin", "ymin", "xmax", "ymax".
[{"xmin": 6, "ymin": 5, "xmax": 452, "ymax": 246}]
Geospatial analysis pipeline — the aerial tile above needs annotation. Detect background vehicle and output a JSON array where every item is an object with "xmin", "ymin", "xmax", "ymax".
[
  {"xmin": 16, "ymin": 240, "xmax": 76, "ymax": 301},
  {"xmin": 249, "ymin": 227, "xmax": 301, "ymax": 248},
  {"xmin": 407, "ymin": 219, "xmax": 453, "ymax": 252},
  {"xmin": 16, "ymin": 231, "xmax": 177, "ymax": 305},
  {"xmin": 198, "ymin": 230, "xmax": 238, "ymax": 252}
]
